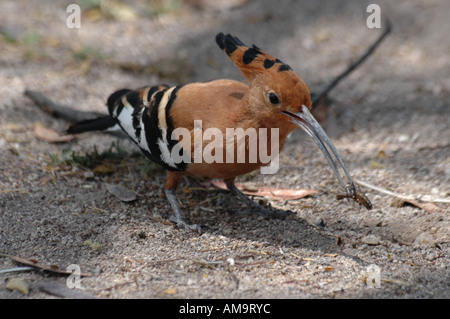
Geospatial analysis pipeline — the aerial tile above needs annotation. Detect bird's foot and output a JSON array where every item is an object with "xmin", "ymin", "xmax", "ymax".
[
  {"xmin": 168, "ymin": 214, "xmax": 202, "ymax": 233},
  {"xmin": 165, "ymin": 188, "xmax": 202, "ymax": 233},
  {"xmin": 227, "ymin": 182, "xmax": 292, "ymax": 219}
]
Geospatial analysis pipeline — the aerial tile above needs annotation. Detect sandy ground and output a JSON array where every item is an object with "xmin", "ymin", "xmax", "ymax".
[{"xmin": 0, "ymin": 0, "xmax": 449, "ymax": 299}]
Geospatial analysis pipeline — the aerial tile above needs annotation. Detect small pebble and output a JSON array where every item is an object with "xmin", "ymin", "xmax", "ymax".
[
  {"xmin": 83, "ymin": 171, "xmax": 94, "ymax": 180},
  {"xmin": 314, "ymin": 217, "xmax": 326, "ymax": 228},
  {"xmin": 226, "ymin": 258, "xmax": 235, "ymax": 266},
  {"xmin": 362, "ymin": 234, "xmax": 381, "ymax": 246}
]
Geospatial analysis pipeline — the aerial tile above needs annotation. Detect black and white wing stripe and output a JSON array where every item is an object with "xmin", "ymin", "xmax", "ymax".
[{"xmin": 107, "ymin": 85, "xmax": 187, "ymax": 171}]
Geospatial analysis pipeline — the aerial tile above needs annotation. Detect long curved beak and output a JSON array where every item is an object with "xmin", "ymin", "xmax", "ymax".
[{"xmin": 283, "ymin": 106, "xmax": 372, "ymax": 209}]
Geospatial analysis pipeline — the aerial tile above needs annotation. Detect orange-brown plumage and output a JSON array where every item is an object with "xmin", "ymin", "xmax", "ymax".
[
  {"xmin": 68, "ymin": 32, "xmax": 362, "ymax": 231},
  {"xmin": 164, "ymin": 34, "xmax": 312, "ymax": 189}
]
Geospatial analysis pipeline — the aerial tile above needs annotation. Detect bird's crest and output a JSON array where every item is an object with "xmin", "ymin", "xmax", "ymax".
[{"xmin": 215, "ymin": 33, "xmax": 294, "ymax": 81}]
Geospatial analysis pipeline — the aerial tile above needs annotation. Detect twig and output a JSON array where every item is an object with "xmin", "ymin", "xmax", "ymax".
[
  {"xmin": 24, "ymin": 90, "xmax": 105, "ymax": 123},
  {"xmin": 24, "ymin": 89, "xmax": 126, "ymax": 137},
  {"xmin": 193, "ymin": 258, "xmax": 222, "ymax": 269},
  {"xmin": 38, "ymin": 281, "xmax": 100, "ymax": 299},
  {"xmin": 381, "ymin": 278, "xmax": 407, "ymax": 285},
  {"xmin": 312, "ymin": 19, "xmax": 392, "ymax": 107},
  {"xmin": 10, "ymin": 255, "xmax": 92, "ymax": 277},
  {"xmin": 237, "ymin": 260, "xmax": 267, "ymax": 267},
  {"xmin": 89, "ymin": 280, "xmax": 136, "ymax": 293},
  {"xmin": 145, "ymin": 257, "xmax": 182, "ymax": 264},
  {"xmin": 0, "ymin": 266, "xmax": 35, "ymax": 275},
  {"xmin": 355, "ymin": 179, "xmax": 450, "ymax": 204},
  {"xmin": 0, "ymin": 188, "xmax": 29, "ymax": 194}
]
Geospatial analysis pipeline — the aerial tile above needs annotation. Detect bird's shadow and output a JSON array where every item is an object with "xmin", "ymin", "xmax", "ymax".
[{"xmin": 152, "ymin": 179, "xmax": 342, "ymax": 255}]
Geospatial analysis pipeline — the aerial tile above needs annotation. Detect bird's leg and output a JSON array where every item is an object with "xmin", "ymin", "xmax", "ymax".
[
  {"xmin": 165, "ymin": 188, "xmax": 201, "ymax": 232},
  {"xmin": 224, "ymin": 178, "xmax": 291, "ymax": 219},
  {"xmin": 164, "ymin": 172, "xmax": 201, "ymax": 232},
  {"xmin": 225, "ymin": 178, "xmax": 263, "ymax": 212}
]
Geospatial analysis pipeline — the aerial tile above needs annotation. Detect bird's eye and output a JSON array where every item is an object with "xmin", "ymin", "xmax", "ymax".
[{"xmin": 268, "ymin": 92, "xmax": 280, "ymax": 105}]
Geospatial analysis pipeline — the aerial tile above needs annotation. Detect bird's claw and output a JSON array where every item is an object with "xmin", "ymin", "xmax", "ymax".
[{"xmin": 169, "ymin": 214, "xmax": 202, "ymax": 233}]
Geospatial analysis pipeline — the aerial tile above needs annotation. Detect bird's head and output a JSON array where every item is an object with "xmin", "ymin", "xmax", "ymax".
[
  {"xmin": 215, "ymin": 33, "xmax": 371, "ymax": 209},
  {"xmin": 215, "ymin": 33, "xmax": 311, "ymax": 116}
]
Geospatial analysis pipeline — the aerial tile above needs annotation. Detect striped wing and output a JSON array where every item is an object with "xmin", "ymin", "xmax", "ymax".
[{"xmin": 107, "ymin": 85, "xmax": 187, "ymax": 171}]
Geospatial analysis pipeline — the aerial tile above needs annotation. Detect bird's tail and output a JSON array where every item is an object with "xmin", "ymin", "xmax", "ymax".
[{"xmin": 67, "ymin": 116, "xmax": 119, "ymax": 134}]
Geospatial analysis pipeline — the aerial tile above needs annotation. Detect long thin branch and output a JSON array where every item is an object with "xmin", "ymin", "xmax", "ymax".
[
  {"xmin": 24, "ymin": 90, "xmax": 125, "ymax": 137},
  {"xmin": 0, "ymin": 266, "xmax": 35, "ymax": 275},
  {"xmin": 24, "ymin": 90, "xmax": 105, "ymax": 123},
  {"xmin": 312, "ymin": 19, "xmax": 392, "ymax": 107},
  {"xmin": 355, "ymin": 179, "xmax": 450, "ymax": 204}
]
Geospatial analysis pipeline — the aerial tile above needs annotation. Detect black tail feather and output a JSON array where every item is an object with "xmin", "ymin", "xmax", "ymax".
[{"xmin": 67, "ymin": 116, "xmax": 117, "ymax": 134}]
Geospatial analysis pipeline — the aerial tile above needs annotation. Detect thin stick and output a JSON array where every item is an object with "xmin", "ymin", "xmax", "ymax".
[
  {"xmin": 24, "ymin": 90, "xmax": 125, "ymax": 137},
  {"xmin": 38, "ymin": 281, "xmax": 100, "ymax": 299},
  {"xmin": 355, "ymin": 179, "xmax": 450, "ymax": 204},
  {"xmin": 10, "ymin": 255, "xmax": 92, "ymax": 277},
  {"xmin": 24, "ymin": 90, "xmax": 105, "ymax": 123},
  {"xmin": 0, "ymin": 266, "xmax": 35, "ymax": 275},
  {"xmin": 312, "ymin": 19, "xmax": 392, "ymax": 107}
]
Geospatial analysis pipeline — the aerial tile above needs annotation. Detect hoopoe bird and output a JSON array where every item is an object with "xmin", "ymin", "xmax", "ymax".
[{"xmin": 68, "ymin": 33, "xmax": 369, "ymax": 231}]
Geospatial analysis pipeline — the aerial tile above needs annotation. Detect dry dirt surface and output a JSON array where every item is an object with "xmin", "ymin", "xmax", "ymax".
[{"xmin": 0, "ymin": 0, "xmax": 449, "ymax": 299}]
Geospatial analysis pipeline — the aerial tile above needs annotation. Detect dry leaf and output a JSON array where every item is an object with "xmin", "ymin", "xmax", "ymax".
[
  {"xmin": 391, "ymin": 197, "xmax": 443, "ymax": 213},
  {"xmin": 377, "ymin": 150, "xmax": 388, "ymax": 159},
  {"xmin": 105, "ymin": 183, "xmax": 137, "ymax": 202},
  {"xmin": 251, "ymin": 187, "xmax": 319, "ymax": 200},
  {"xmin": 83, "ymin": 239, "xmax": 102, "ymax": 250},
  {"xmin": 369, "ymin": 159, "xmax": 383, "ymax": 169},
  {"xmin": 10, "ymin": 255, "xmax": 91, "ymax": 277},
  {"xmin": 355, "ymin": 179, "xmax": 445, "ymax": 213},
  {"xmin": 103, "ymin": 2, "xmax": 137, "ymax": 21},
  {"xmin": 93, "ymin": 164, "xmax": 116, "ymax": 174},
  {"xmin": 162, "ymin": 287, "xmax": 177, "ymax": 295},
  {"xmin": 206, "ymin": 181, "xmax": 319, "ymax": 200},
  {"xmin": 408, "ymin": 200, "xmax": 443, "ymax": 213},
  {"xmin": 33, "ymin": 123, "xmax": 75, "ymax": 143},
  {"xmin": 2, "ymin": 123, "xmax": 24, "ymax": 131},
  {"xmin": 6, "ymin": 278, "xmax": 30, "ymax": 295}
]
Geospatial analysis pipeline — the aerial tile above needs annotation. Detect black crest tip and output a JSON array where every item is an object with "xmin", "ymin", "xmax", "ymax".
[{"xmin": 215, "ymin": 32, "xmax": 245, "ymax": 56}]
